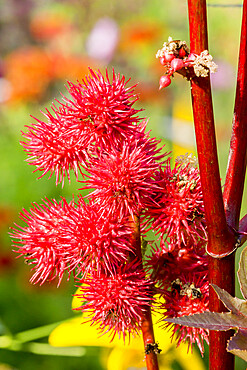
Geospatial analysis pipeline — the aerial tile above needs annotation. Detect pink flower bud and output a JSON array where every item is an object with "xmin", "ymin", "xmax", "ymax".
[
  {"xmin": 159, "ymin": 57, "xmax": 168, "ymax": 66},
  {"xmin": 179, "ymin": 47, "xmax": 187, "ymax": 58},
  {"xmin": 187, "ymin": 53, "xmax": 197, "ymax": 61},
  {"xmin": 171, "ymin": 58, "xmax": 184, "ymax": 72},
  {"xmin": 159, "ymin": 75, "xmax": 171, "ymax": 89},
  {"xmin": 184, "ymin": 53, "xmax": 197, "ymax": 67},
  {"xmin": 164, "ymin": 51, "xmax": 175, "ymax": 63}
]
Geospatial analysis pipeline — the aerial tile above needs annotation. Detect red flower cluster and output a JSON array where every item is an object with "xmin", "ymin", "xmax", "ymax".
[{"xmin": 12, "ymin": 68, "xmax": 209, "ymax": 353}]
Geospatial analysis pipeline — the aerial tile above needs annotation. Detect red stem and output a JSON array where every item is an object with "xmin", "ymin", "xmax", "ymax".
[
  {"xmin": 223, "ymin": 0, "xmax": 247, "ymax": 229},
  {"xmin": 187, "ymin": 1, "xmax": 235, "ymax": 369},
  {"xmin": 141, "ymin": 309, "xmax": 159, "ymax": 370},
  {"xmin": 187, "ymin": 0, "xmax": 234, "ymax": 258},
  {"xmin": 130, "ymin": 215, "xmax": 159, "ymax": 370}
]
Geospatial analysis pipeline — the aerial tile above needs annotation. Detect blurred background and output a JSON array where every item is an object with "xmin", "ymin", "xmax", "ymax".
[{"xmin": 0, "ymin": 0, "xmax": 245, "ymax": 369}]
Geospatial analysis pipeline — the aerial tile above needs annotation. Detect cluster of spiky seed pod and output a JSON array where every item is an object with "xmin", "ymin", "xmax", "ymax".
[{"xmin": 11, "ymin": 68, "xmax": 209, "ymax": 353}]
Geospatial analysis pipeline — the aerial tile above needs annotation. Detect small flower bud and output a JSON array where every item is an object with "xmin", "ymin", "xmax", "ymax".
[
  {"xmin": 159, "ymin": 57, "xmax": 168, "ymax": 66},
  {"xmin": 187, "ymin": 53, "xmax": 197, "ymax": 61},
  {"xmin": 171, "ymin": 58, "xmax": 184, "ymax": 72},
  {"xmin": 179, "ymin": 47, "xmax": 187, "ymax": 58},
  {"xmin": 184, "ymin": 53, "xmax": 197, "ymax": 67},
  {"xmin": 163, "ymin": 51, "xmax": 175, "ymax": 63},
  {"xmin": 159, "ymin": 75, "xmax": 171, "ymax": 89}
]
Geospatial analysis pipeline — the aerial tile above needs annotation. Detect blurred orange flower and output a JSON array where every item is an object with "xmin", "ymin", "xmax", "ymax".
[
  {"xmin": 119, "ymin": 20, "xmax": 163, "ymax": 51},
  {"xmin": 30, "ymin": 11, "xmax": 73, "ymax": 41},
  {"xmin": 4, "ymin": 47, "xmax": 53, "ymax": 103},
  {"xmin": 4, "ymin": 46, "xmax": 97, "ymax": 104},
  {"xmin": 50, "ymin": 53, "xmax": 96, "ymax": 82}
]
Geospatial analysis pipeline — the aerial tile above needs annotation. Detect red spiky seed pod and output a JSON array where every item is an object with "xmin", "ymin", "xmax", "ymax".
[
  {"xmin": 10, "ymin": 198, "xmax": 82, "ymax": 285},
  {"xmin": 21, "ymin": 69, "xmax": 143, "ymax": 185},
  {"xmin": 75, "ymin": 261, "xmax": 154, "ymax": 341},
  {"xmin": 81, "ymin": 132, "xmax": 167, "ymax": 218},
  {"xmin": 144, "ymin": 159, "xmax": 207, "ymax": 249},
  {"xmin": 161, "ymin": 272, "xmax": 209, "ymax": 356}
]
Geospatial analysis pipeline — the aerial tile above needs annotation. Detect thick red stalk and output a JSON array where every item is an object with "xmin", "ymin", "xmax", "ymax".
[
  {"xmin": 187, "ymin": 1, "xmax": 235, "ymax": 369},
  {"xmin": 223, "ymin": 0, "xmax": 247, "ymax": 229},
  {"xmin": 187, "ymin": 0, "xmax": 234, "ymax": 257},
  {"xmin": 130, "ymin": 215, "xmax": 159, "ymax": 370}
]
